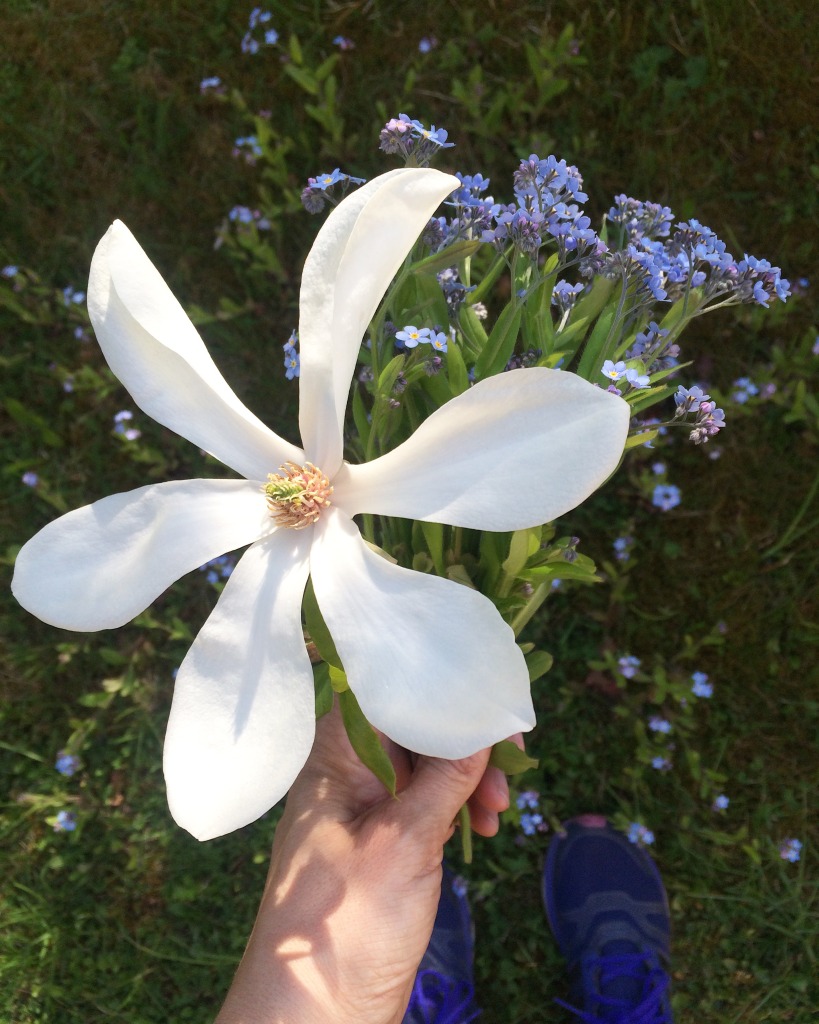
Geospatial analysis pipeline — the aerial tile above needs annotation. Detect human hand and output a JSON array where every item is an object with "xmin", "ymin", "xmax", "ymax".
[{"xmin": 216, "ymin": 697, "xmax": 513, "ymax": 1024}]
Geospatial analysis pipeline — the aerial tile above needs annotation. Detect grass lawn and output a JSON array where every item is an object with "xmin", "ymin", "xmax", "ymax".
[{"xmin": 1, "ymin": 2, "xmax": 816, "ymax": 1021}]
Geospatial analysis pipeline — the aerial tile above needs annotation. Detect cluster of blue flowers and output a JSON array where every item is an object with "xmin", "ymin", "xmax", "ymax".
[
  {"xmin": 612, "ymin": 534, "xmax": 634, "ymax": 562},
  {"xmin": 198, "ymin": 554, "xmax": 236, "ymax": 586},
  {"xmin": 673, "ymin": 385, "xmax": 726, "ymax": 445},
  {"xmin": 627, "ymin": 822, "xmax": 655, "ymax": 846},
  {"xmin": 229, "ymin": 205, "xmax": 271, "ymax": 231},
  {"xmin": 378, "ymin": 114, "xmax": 454, "ymax": 166},
  {"xmin": 278, "ymin": 115, "xmax": 789, "ymax": 462},
  {"xmin": 199, "ymin": 75, "xmax": 223, "ymax": 95},
  {"xmin": 113, "ymin": 410, "xmax": 140, "ymax": 442},
  {"xmin": 56, "ymin": 750, "xmax": 80, "ymax": 776},
  {"xmin": 779, "ymin": 838, "xmax": 802, "ymax": 863},
  {"xmin": 601, "ymin": 359, "xmax": 650, "ymax": 393},
  {"xmin": 283, "ymin": 330, "xmax": 300, "ymax": 379},
  {"xmin": 300, "ymin": 168, "xmax": 367, "ymax": 214},
  {"xmin": 435, "ymin": 155, "xmax": 603, "ymax": 273},
  {"xmin": 395, "ymin": 325, "xmax": 448, "ymax": 353},
  {"xmin": 233, "ymin": 135, "xmax": 263, "ymax": 165},
  {"xmin": 551, "ymin": 279, "xmax": 585, "ymax": 318},
  {"xmin": 731, "ymin": 376, "xmax": 759, "ymax": 404},
  {"xmin": 624, "ymin": 321, "xmax": 679, "ymax": 372},
  {"xmin": 652, "ymin": 483, "xmax": 681, "ymax": 511},
  {"xmin": 241, "ymin": 8, "xmax": 278, "ymax": 54},
  {"xmin": 515, "ymin": 789, "xmax": 546, "ymax": 837},
  {"xmin": 691, "ymin": 671, "xmax": 713, "ymax": 698},
  {"xmin": 608, "ymin": 194, "xmax": 674, "ymax": 242},
  {"xmin": 422, "ymin": 151, "xmax": 789, "ymax": 322},
  {"xmin": 53, "ymin": 810, "xmax": 77, "ymax": 833},
  {"xmin": 618, "ymin": 654, "xmax": 641, "ymax": 678},
  {"xmin": 668, "ymin": 222, "xmax": 790, "ymax": 308},
  {"xmin": 53, "ymin": 750, "xmax": 81, "ymax": 833}
]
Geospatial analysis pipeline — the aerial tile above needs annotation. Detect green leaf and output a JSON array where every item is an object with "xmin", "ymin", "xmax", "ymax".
[
  {"xmin": 4, "ymin": 398, "xmax": 63, "ymax": 446},
  {"xmin": 338, "ymin": 689, "xmax": 397, "ymax": 795},
  {"xmin": 576, "ymin": 306, "xmax": 616, "ymax": 381},
  {"xmin": 479, "ymin": 530, "xmax": 506, "ymax": 592},
  {"xmin": 421, "ymin": 521, "xmax": 445, "ymax": 576},
  {"xmin": 458, "ymin": 304, "xmax": 489, "ymax": 357},
  {"xmin": 413, "ymin": 239, "xmax": 483, "ymax": 275},
  {"xmin": 314, "ymin": 663, "xmax": 333, "ymax": 718},
  {"xmin": 489, "ymin": 739, "xmax": 539, "ymax": 774},
  {"xmin": 314, "ymin": 54, "xmax": 340, "ymax": 82},
  {"xmin": 469, "ymin": 251, "xmax": 508, "ymax": 305},
  {"xmin": 520, "ymin": 562, "xmax": 601, "ymax": 584},
  {"xmin": 474, "ymin": 302, "xmax": 523, "ymax": 380},
  {"xmin": 288, "ymin": 33, "xmax": 303, "ymax": 65},
  {"xmin": 420, "ymin": 368, "xmax": 452, "ymax": 409},
  {"xmin": 502, "ymin": 528, "xmax": 541, "ymax": 577},
  {"xmin": 446, "ymin": 563, "xmax": 477, "ymax": 589},
  {"xmin": 303, "ymin": 579, "xmax": 342, "ymax": 668},
  {"xmin": 624, "ymin": 428, "xmax": 658, "ymax": 449},
  {"xmin": 446, "ymin": 339, "xmax": 469, "ymax": 396},
  {"xmin": 329, "ymin": 664, "xmax": 349, "ymax": 693},
  {"xmin": 570, "ymin": 274, "xmax": 615, "ymax": 325},
  {"xmin": 526, "ymin": 649, "xmax": 554, "ymax": 682},
  {"xmin": 352, "ymin": 386, "xmax": 371, "ymax": 449},
  {"xmin": 627, "ymin": 382, "xmax": 679, "ymax": 415},
  {"xmin": 392, "ymin": 270, "xmax": 449, "ymax": 328},
  {"xmin": 283, "ymin": 63, "xmax": 318, "ymax": 95},
  {"xmin": 377, "ymin": 353, "xmax": 406, "ymax": 394}
]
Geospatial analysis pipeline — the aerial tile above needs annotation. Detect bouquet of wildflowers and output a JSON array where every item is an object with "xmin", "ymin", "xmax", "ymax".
[{"xmin": 11, "ymin": 115, "xmax": 789, "ymax": 842}]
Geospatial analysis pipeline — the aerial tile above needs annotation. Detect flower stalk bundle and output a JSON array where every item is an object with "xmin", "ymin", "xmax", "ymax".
[{"xmin": 12, "ymin": 118, "xmax": 788, "ymax": 842}]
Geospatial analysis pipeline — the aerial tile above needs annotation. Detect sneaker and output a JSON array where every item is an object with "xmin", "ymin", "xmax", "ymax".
[
  {"xmin": 403, "ymin": 865, "xmax": 481, "ymax": 1023},
  {"xmin": 543, "ymin": 815, "xmax": 674, "ymax": 1023}
]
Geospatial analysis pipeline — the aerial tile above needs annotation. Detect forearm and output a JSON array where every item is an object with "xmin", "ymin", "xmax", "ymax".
[{"xmin": 216, "ymin": 816, "xmax": 424, "ymax": 1024}]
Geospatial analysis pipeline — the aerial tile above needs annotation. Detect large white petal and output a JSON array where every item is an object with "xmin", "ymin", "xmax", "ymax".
[
  {"xmin": 333, "ymin": 368, "xmax": 629, "ymax": 530},
  {"xmin": 298, "ymin": 168, "xmax": 460, "ymax": 475},
  {"xmin": 164, "ymin": 530, "xmax": 313, "ymax": 841},
  {"xmin": 11, "ymin": 479, "xmax": 272, "ymax": 630},
  {"xmin": 310, "ymin": 510, "xmax": 534, "ymax": 758},
  {"xmin": 89, "ymin": 222, "xmax": 303, "ymax": 481}
]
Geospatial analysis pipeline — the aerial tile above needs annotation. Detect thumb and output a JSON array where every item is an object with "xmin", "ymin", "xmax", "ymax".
[{"xmin": 391, "ymin": 747, "xmax": 492, "ymax": 842}]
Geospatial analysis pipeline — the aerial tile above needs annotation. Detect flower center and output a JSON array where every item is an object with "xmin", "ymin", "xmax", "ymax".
[{"xmin": 264, "ymin": 462, "xmax": 333, "ymax": 529}]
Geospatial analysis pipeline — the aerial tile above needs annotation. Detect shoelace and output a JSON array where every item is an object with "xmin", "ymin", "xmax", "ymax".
[
  {"xmin": 405, "ymin": 968, "xmax": 481, "ymax": 1024},
  {"xmin": 556, "ymin": 951, "xmax": 672, "ymax": 1024}
]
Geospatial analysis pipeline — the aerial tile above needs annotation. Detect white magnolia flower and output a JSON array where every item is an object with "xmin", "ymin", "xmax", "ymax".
[{"xmin": 12, "ymin": 169, "xmax": 629, "ymax": 840}]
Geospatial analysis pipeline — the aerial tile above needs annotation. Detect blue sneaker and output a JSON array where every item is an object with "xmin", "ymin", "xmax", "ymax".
[
  {"xmin": 403, "ymin": 865, "xmax": 481, "ymax": 1023},
  {"xmin": 543, "ymin": 815, "xmax": 674, "ymax": 1023}
]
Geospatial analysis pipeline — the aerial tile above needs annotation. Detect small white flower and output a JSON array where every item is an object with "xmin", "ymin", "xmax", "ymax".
[{"xmin": 12, "ymin": 169, "xmax": 629, "ymax": 841}]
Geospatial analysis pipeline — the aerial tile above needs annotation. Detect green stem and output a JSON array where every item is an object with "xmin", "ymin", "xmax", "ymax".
[
  {"xmin": 361, "ymin": 513, "xmax": 376, "ymax": 545},
  {"xmin": 509, "ymin": 581, "xmax": 552, "ymax": 636},
  {"xmin": 458, "ymin": 804, "xmax": 473, "ymax": 864},
  {"xmin": 763, "ymin": 468, "xmax": 819, "ymax": 558}
]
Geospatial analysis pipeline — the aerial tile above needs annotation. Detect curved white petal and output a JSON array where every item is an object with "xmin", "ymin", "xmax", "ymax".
[
  {"xmin": 298, "ymin": 168, "xmax": 460, "ymax": 475},
  {"xmin": 164, "ymin": 530, "xmax": 314, "ymax": 840},
  {"xmin": 310, "ymin": 510, "xmax": 534, "ymax": 758},
  {"xmin": 12, "ymin": 479, "xmax": 272, "ymax": 630},
  {"xmin": 89, "ymin": 222, "xmax": 303, "ymax": 480},
  {"xmin": 333, "ymin": 368, "xmax": 629, "ymax": 530}
]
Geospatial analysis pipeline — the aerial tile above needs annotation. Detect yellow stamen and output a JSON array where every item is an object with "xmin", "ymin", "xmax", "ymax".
[{"xmin": 264, "ymin": 462, "xmax": 333, "ymax": 529}]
